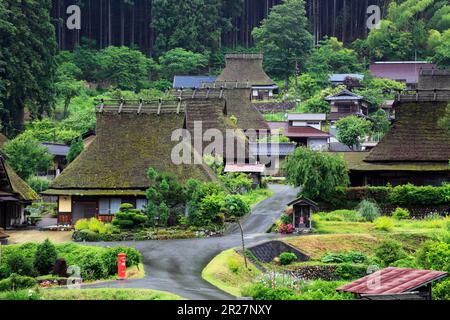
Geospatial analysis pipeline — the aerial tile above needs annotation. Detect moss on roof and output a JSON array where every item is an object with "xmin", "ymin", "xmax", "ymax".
[
  {"xmin": 2, "ymin": 161, "xmax": 40, "ymax": 201},
  {"xmin": 49, "ymin": 110, "xmax": 216, "ymax": 192},
  {"xmin": 216, "ymin": 54, "xmax": 275, "ymax": 86},
  {"xmin": 42, "ymin": 189, "xmax": 146, "ymax": 196},
  {"xmin": 365, "ymin": 101, "xmax": 450, "ymax": 162},
  {"xmin": 338, "ymin": 152, "xmax": 450, "ymax": 172},
  {"xmin": 225, "ymin": 89, "xmax": 269, "ymax": 131}
]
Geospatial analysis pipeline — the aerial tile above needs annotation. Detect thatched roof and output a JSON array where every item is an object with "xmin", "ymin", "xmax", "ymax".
[
  {"xmin": 216, "ymin": 54, "xmax": 275, "ymax": 86},
  {"xmin": 338, "ymin": 152, "xmax": 449, "ymax": 172},
  {"xmin": 45, "ymin": 108, "xmax": 216, "ymax": 193},
  {"xmin": 365, "ymin": 101, "xmax": 450, "ymax": 163},
  {"xmin": 225, "ymin": 89, "xmax": 270, "ymax": 131},
  {"xmin": 0, "ymin": 156, "xmax": 39, "ymax": 201}
]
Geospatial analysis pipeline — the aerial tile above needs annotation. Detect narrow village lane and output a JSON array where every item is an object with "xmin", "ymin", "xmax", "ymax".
[{"xmin": 83, "ymin": 184, "xmax": 299, "ymax": 300}]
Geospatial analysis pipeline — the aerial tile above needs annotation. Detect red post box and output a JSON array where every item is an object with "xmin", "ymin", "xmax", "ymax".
[{"xmin": 118, "ymin": 253, "xmax": 127, "ymax": 280}]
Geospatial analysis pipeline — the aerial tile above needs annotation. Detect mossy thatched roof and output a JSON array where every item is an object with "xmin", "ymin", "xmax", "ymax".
[
  {"xmin": 46, "ymin": 110, "xmax": 216, "ymax": 193},
  {"xmin": 365, "ymin": 101, "xmax": 450, "ymax": 163},
  {"xmin": 225, "ymin": 89, "xmax": 269, "ymax": 131},
  {"xmin": 216, "ymin": 54, "xmax": 275, "ymax": 86},
  {"xmin": 0, "ymin": 156, "xmax": 39, "ymax": 201},
  {"xmin": 338, "ymin": 152, "xmax": 450, "ymax": 172}
]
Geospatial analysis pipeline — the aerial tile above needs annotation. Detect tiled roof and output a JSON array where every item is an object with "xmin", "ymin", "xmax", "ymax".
[
  {"xmin": 370, "ymin": 62, "xmax": 436, "ymax": 84},
  {"xmin": 337, "ymin": 267, "xmax": 447, "ymax": 295},
  {"xmin": 267, "ymin": 122, "xmax": 330, "ymax": 138},
  {"xmin": 173, "ymin": 76, "xmax": 217, "ymax": 89}
]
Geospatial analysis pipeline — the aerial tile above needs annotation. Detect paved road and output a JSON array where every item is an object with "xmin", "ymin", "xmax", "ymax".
[{"xmin": 84, "ymin": 184, "xmax": 299, "ymax": 300}]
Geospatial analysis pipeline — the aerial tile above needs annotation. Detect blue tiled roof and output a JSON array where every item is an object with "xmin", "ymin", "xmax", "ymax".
[{"xmin": 173, "ymin": 76, "xmax": 217, "ymax": 89}]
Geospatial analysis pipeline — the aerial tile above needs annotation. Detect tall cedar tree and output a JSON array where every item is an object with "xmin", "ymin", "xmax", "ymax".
[
  {"xmin": 252, "ymin": 0, "xmax": 313, "ymax": 87},
  {"xmin": 0, "ymin": 0, "xmax": 57, "ymax": 133}
]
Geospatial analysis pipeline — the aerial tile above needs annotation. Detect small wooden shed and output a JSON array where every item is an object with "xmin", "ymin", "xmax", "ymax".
[{"xmin": 287, "ymin": 196, "xmax": 319, "ymax": 231}]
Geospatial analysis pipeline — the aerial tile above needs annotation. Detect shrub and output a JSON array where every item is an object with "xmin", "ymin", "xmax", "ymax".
[
  {"xmin": 26, "ymin": 176, "xmax": 50, "ymax": 193},
  {"xmin": 374, "ymin": 217, "xmax": 395, "ymax": 232},
  {"xmin": 219, "ymin": 173, "xmax": 252, "ymax": 194},
  {"xmin": 78, "ymin": 253, "xmax": 109, "ymax": 281},
  {"xmin": 225, "ymin": 195, "xmax": 250, "ymax": 219},
  {"xmin": 280, "ymin": 214, "xmax": 292, "ymax": 225},
  {"xmin": 34, "ymin": 240, "xmax": 58, "ymax": 276},
  {"xmin": 415, "ymin": 241, "xmax": 450, "ymax": 272},
  {"xmin": 433, "ymin": 279, "xmax": 450, "ymax": 300},
  {"xmin": 392, "ymin": 207, "xmax": 410, "ymax": 220},
  {"xmin": 375, "ymin": 240, "xmax": 406, "ymax": 267},
  {"xmin": 242, "ymin": 283, "xmax": 298, "ymax": 300},
  {"xmin": 101, "ymin": 247, "xmax": 142, "ymax": 275},
  {"xmin": 333, "ymin": 264, "xmax": 368, "ymax": 280},
  {"xmin": 74, "ymin": 219, "xmax": 90, "ymax": 231},
  {"xmin": 5, "ymin": 252, "xmax": 34, "ymax": 277},
  {"xmin": 391, "ymin": 258, "xmax": 418, "ymax": 269},
  {"xmin": 357, "ymin": 200, "xmax": 381, "ymax": 222},
  {"xmin": 112, "ymin": 203, "xmax": 148, "ymax": 229},
  {"xmin": 279, "ymin": 252, "xmax": 297, "ymax": 265},
  {"xmin": 0, "ymin": 274, "xmax": 36, "ymax": 292},
  {"xmin": 322, "ymin": 252, "xmax": 368, "ymax": 264}
]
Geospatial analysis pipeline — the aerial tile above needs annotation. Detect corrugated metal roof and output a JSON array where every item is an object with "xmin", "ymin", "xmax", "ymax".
[
  {"xmin": 173, "ymin": 76, "xmax": 217, "ymax": 89},
  {"xmin": 250, "ymin": 142, "xmax": 296, "ymax": 157},
  {"xmin": 41, "ymin": 142, "xmax": 70, "ymax": 157},
  {"xmin": 267, "ymin": 122, "xmax": 330, "ymax": 138},
  {"xmin": 287, "ymin": 113, "xmax": 327, "ymax": 121},
  {"xmin": 337, "ymin": 267, "xmax": 447, "ymax": 295}
]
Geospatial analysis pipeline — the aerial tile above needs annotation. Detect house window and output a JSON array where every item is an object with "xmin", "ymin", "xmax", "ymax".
[
  {"xmin": 99, "ymin": 198, "xmax": 122, "ymax": 215},
  {"xmin": 337, "ymin": 105, "xmax": 352, "ymax": 113},
  {"xmin": 136, "ymin": 199, "xmax": 148, "ymax": 211}
]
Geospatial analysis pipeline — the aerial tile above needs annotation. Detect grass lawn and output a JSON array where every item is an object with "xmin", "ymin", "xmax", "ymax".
[
  {"xmin": 202, "ymin": 249, "xmax": 261, "ymax": 297},
  {"xmin": 39, "ymin": 288, "xmax": 184, "ymax": 300},
  {"xmin": 286, "ymin": 234, "xmax": 380, "ymax": 259}
]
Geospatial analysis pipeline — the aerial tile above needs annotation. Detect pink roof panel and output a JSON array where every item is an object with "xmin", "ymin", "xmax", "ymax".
[{"xmin": 337, "ymin": 267, "xmax": 447, "ymax": 295}]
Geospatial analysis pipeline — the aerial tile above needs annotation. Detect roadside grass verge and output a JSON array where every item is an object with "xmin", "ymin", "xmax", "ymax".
[
  {"xmin": 202, "ymin": 249, "xmax": 261, "ymax": 297},
  {"xmin": 241, "ymin": 188, "xmax": 274, "ymax": 208},
  {"xmin": 0, "ymin": 288, "xmax": 183, "ymax": 300}
]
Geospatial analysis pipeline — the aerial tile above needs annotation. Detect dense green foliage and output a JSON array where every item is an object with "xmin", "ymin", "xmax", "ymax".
[
  {"xmin": 0, "ymin": 0, "xmax": 57, "ymax": 132},
  {"xmin": 357, "ymin": 200, "xmax": 381, "ymax": 222},
  {"xmin": 3, "ymin": 135, "xmax": 53, "ymax": 179},
  {"xmin": 283, "ymin": 148, "xmax": 349, "ymax": 200},
  {"xmin": 279, "ymin": 252, "xmax": 298, "ymax": 265},
  {"xmin": 112, "ymin": 203, "xmax": 148, "ymax": 229},
  {"xmin": 67, "ymin": 136, "xmax": 84, "ymax": 163},
  {"xmin": 252, "ymin": 0, "xmax": 313, "ymax": 83},
  {"xmin": 33, "ymin": 239, "xmax": 58, "ymax": 276},
  {"xmin": 335, "ymin": 116, "xmax": 372, "ymax": 150},
  {"xmin": 375, "ymin": 240, "xmax": 406, "ymax": 267},
  {"xmin": 0, "ymin": 242, "xmax": 142, "ymax": 282}
]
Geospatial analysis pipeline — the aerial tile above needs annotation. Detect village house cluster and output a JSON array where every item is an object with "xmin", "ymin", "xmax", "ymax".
[{"xmin": 0, "ymin": 54, "xmax": 449, "ymax": 228}]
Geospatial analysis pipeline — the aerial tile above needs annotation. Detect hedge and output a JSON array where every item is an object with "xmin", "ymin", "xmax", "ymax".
[
  {"xmin": 0, "ymin": 243, "xmax": 142, "ymax": 281},
  {"xmin": 324, "ymin": 184, "xmax": 450, "ymax": 210}
]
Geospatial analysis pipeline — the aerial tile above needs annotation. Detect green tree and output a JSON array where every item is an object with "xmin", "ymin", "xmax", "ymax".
[
  {"xmin": 3, "ymin": 135, "xmax": 53, "ymax": 179},
  {"xmin": 98, "ymin": 46, "xmax": 156, "ymax": 90},
  {"xmin": 370, "ymin": 109, "xmax": 391, "ymax": 137},
  {"xmin": 252, "ymin": 0, "xmax": 313, "ymax": 86},
  {"xmin": 306, "ymin": 37, "xmax": 363, "ymax": 75},
  {"xmin": 283, "ymin": 148, "xmax": 350, "ymax": 201},
  {"xmin": 0, "ymin": 0, "xmax": 57, "ymax": 131},
  {"xmin": 152, "ymin": 0, "xmax": 223, "ymax": 55},
  {"xmin": 336, "ymin": 116, "xmax": 372, "ymax": 150},
  {"xmin": 159, "ymin": 48, "xmax": 208, "ymax": 80},
  {"xmin": 34, "ymin": 239, "xmax": 58, "ymax": 275},
  {"xmin": 67, "ymin": 136, "xmax": 85, "ymax": 163},
  {"xmin": 55, "ymin": 61, "xmax": 85, "ymax": 118}
]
